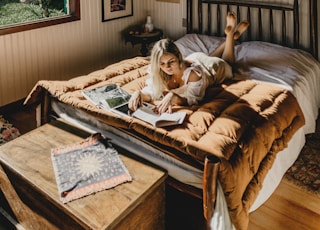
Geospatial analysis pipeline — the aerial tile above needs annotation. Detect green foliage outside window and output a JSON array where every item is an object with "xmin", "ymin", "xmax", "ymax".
[{"xmin": 0, "ymin": 0, "xmax": 66, "ymax": 26}]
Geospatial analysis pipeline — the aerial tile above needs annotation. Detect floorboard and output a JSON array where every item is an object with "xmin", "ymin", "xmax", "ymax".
[{"xmin": 249, "ymin": 180, "xmax": 320, "ymax": 230}]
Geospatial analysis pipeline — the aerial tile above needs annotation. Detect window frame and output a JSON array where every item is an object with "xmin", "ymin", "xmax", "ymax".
[{"xmin": 0, "ymin": 0, "xmax": 80, "ymax": 36}]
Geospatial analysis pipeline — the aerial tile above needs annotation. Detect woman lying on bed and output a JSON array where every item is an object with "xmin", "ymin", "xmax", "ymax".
[{"xmin": 128, "ymin": 11, "xmax": 249, "ymax": 114}]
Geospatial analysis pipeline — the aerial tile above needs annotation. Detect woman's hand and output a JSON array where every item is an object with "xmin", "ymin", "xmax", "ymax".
[
  {"xmin": 128, "ymin": 90, "xmax": 142, "ymax": 111},
  {"xmin": 156, "ymin": 92, "xmax": 174, "ymax": 114}
]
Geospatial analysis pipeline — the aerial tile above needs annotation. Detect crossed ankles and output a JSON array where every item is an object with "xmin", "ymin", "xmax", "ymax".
[
  {"xmin": 233, "ymin": 20, "xmax": 250, "ymax": 40},
  {"xmin": 225, "ymin": 11, "xmax": 250, "ymax": 40}
]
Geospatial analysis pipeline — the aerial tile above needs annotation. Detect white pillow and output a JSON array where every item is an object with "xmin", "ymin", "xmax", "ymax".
[{"xmin": 175, "ymin": 33, "xmax": 225, "ymax": 57}]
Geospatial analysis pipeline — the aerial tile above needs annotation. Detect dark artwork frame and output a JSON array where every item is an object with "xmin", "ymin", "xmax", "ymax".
[{"xmin": 102, "ymin": 0, "xmax": 133, "ymax": 22}]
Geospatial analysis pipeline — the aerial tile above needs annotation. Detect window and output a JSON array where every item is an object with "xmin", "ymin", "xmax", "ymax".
[{"xmin": 0, "ymin": 0, "xmax": 80, "ymax": 36}]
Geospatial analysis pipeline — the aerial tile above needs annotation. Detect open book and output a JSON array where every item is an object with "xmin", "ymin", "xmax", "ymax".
[
  {"xmin": 82, "ymin": 84, "xmax": 186, "ymax": 127},
  {"xmin": 132, "ymin": 106, "xmax": 186, "ymax": 127}
]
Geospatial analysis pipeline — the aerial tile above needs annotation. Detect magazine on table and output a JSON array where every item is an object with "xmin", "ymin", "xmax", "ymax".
[{"xmin": 82, "ymin": 84, "xmax": 187, "ymax": 127}]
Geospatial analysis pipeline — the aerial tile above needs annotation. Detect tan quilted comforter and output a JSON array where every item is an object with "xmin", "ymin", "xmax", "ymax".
[{"xmin": 24, "ymin": 56, "xmax": 305, "ymax": 229}]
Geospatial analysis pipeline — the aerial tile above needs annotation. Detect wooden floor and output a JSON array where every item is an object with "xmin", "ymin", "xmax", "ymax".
[
  {"xmin": 1, "ymin": 102, "xmax": 320, "ymax": 230},
  {"xmin": 249, "ymin": 180, "xmax": 320, "ymax": 230}
]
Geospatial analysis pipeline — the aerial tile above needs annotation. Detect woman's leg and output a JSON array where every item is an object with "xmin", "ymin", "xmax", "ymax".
[
  {"xmin": 209, "ymin": 11, "xmax": 236, "ymax": 59},
  {"xmin": 209, "ymin": 42, "xmax": 226, "ymax": 58},
  {"xmin": 220, "ymin": 11, "xmax": 236, "ymax": 64},
  {"xmin": 210, "ymin": 13, "xmax": 249, "ymax": 59}
]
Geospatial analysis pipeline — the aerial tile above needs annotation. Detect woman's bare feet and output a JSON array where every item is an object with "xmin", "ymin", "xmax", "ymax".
[
  {"xmin": 225, "ymin": 11, "xmax": 236, "ymax": 34},
  {"xmin": 233, "ymin": 20, "xmax": 250, "ymax": 40},
  {"xmin": 210, "ymin": 12, "xmax": 249, "ymax": 59}
]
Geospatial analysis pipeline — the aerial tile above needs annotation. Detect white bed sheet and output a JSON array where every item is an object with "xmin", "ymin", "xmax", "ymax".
[{"xmin": 51, "ymin": 35, "xmax": 320, "ymax": 229}]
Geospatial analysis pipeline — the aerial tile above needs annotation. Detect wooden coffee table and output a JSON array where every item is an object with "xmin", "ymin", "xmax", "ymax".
[{"xmin": 0, "ymin": 122, "xmax": 167, "ymax": 230}]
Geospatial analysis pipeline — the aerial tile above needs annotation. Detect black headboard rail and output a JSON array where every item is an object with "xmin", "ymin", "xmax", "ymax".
[
  {"xmin": 310, "ymin": 0, "xmax": 318, "ymax": 58},
  {"xmin": 187, "ymin": 0, "xmax": 318, "ymax": 59}
]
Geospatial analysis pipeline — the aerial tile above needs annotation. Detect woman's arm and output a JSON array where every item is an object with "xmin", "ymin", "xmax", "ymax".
[
  {"xmin": 128, "ymin": 90, "xmax": 152, "ymax": 111},
  {"xmin": 156, "ymin": 91, "xmax": 187, "ymax": 114},
  {"xmin": 157, "ymin": 69, "xmax": 203, "ymax": 113}
]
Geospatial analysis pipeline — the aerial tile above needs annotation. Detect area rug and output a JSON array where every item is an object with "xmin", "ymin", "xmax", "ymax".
[
  {"xmin": 283, "ymin": 123, "xmax": 320, "ymax": 196},
  {"xmin": 0, "ymin": 115, "xmax": 20, "ymax": 146},
  {"xmin": 51, "ymin": 133, "xmax": 132, "ymax": 203}
]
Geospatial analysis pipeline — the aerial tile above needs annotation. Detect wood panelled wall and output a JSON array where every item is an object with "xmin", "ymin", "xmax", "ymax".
[
  {"xmin": 0, "ymin": 0, "xmax": 318, "ymax": 107},
  {"xmin": 0, "ymin": 0, "xmax": 186, "ymax": 107}
]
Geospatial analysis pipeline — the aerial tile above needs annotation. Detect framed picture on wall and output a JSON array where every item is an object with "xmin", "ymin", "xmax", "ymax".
[{"xmin": 102, "ymin": 0, "xmax": 133, "ymax": 22}]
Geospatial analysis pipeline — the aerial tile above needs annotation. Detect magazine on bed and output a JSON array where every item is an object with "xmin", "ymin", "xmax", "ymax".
[
  {"xmin": 82, "ymin": 84, "xmax": 131, "ymax": 110},
  {"xmin": 82, "ymin": 84, "xmax": 186, "ymax": 127}
]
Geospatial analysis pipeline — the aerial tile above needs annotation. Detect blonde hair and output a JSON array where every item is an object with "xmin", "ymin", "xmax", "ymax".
[{"xmin": 150, "ymin": 38, "xmax": 184, "ymax": 100}]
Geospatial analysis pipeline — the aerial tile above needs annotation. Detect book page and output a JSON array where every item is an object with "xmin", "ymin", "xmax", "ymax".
[
  {"xmin": 132, "ymin": 107, "xmax": 186, "ymax": 127},
  {"xmin": 82, "ymin": 84, "xmax": 118, "ymax": 108},
  {"xmin": 132, "ymin": 107, "xmax": 159, "ymax": 125},
  {"xmin": 156, "ymin": 111, "xmax": 186, "ymax": 127},
  {"xmin": 111, "ymin": 102, "xmax": 155, "ymax": 118},
  {"xmin": 82, "ymin": 84, "xmax": 131, "ymax": 110},
  {"xmin": 99, "ymin": 87, "xmax": 131, "ymax": 109},
  {"xmin": 111, "ymin": 103, "xmax": 133, "ymax": 118}
]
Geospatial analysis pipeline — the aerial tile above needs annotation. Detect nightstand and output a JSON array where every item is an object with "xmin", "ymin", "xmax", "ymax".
[{"xmin": 125, "ymin": 29, "xmax": 163, "ymax": 57}]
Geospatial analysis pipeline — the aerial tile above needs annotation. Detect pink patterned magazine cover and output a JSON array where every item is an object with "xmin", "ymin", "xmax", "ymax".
[{"xmin": 51, "ymin": 133, "xmax": 132, "ymax": 203}]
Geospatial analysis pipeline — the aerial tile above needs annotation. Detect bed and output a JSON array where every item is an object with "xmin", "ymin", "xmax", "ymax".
[{"xmin": 24, "ymin": 0, "xmax": 320, "ymax": 229}]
